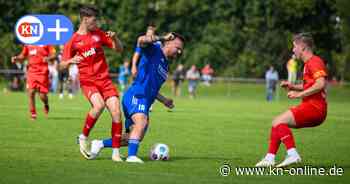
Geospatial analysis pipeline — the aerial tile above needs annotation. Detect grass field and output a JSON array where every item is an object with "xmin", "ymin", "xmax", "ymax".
[{"xmin": 0, "ymin": 82, "xmax": 349, "ymax": 184}]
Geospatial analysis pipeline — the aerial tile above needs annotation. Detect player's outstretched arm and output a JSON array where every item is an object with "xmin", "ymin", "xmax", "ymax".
[
  {"xmin": 137, "ymin": 32, "xmax": 175, "ymax": 48},
  {"xmin": 156, "ymin": 93, "xmax": 174, "ymax": 109},
  {"xmin": 11, "ymin": 54, "xmax": 25, "ymax": 63},
  {"xmin": 287, "ymin": 77, "xmax": 326, "ymax": 99}
]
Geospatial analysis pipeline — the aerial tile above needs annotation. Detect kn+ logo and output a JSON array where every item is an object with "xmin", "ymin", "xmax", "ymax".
[{"xmin": 15, "ymin": 14, "xmax": 73, "ymax": 45}]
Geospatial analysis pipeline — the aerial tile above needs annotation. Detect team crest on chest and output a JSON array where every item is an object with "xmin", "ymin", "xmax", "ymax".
[{"xmin": 92, "ymin": 35, "xmax": 100, "ymax": 42}]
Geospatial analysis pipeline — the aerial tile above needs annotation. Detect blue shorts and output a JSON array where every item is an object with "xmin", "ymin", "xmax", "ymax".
[{"xmin": 122, "ymin": 91, "xmax": 151, "ymax": 133}]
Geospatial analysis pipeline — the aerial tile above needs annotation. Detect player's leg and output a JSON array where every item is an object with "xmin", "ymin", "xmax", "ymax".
[
  {"xmin": 256, "ymin": 110, "xmax": 300, "ymax": 167},
  {"xmin": 89, "ymin": 93, "xmax": 131, "ymax": 160},
  {"xmin": 39, "ymin": 92, "xmax": 49, "ymax": 116},
  {"xmin": 28, "ymin": 88, "xmax": 36, "ymax": 120},
  {"xmin": 105, "ymin": 96, "xmax": 123, "ymax": 162},
  {"xmin": 37, "ymin": 79, "xmax": 50, "ymax": 116},
  {"xmin": 126, "ymin": 113, "xmax": 149, "ymax": 163},
  {"xmin": 78, "ymin": 92, "xmax": 105, "ymax": 159}
]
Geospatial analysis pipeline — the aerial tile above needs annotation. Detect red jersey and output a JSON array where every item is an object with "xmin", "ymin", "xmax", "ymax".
[
  {"xmin": 302, "ymin": 55, "xmax": 327, "ymax": 109},
  {"xmin": 21, "ymin": 45, "xmax": 55, "ymax": 75},
  {"xmin": 62, "ymin": 28, "xmax": 114, "ymax": 84}
]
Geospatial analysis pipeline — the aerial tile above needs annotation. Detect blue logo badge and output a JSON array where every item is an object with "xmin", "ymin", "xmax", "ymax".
[{"xmin": 15, "ymin": 14, "xmax": 73, "ymax": 45}]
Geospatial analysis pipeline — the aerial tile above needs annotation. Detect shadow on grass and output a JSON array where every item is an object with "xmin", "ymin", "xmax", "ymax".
[
  {"xmin": 48, "ymin": 116, "xmax": 82, "ymax": 120},
  {"xmin": 89, "ymin": 155, "xmax": 239, "ymax": 162}
]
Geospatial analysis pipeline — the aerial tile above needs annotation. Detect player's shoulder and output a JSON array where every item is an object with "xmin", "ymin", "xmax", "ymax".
[
  {"xmin": 310, "ymin": 55, "xmax": 324, "ymax": 63},
  {"xmin": 308, "ymin": 55, "xmax": 326, "ymax": 67}
]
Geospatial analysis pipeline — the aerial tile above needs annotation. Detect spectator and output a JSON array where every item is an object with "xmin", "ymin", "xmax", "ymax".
[
  {"xmin": 287, "ymin": 55, "xmax": 297, "ymax": 84},
  {"xmin": 201, "ymin": 64, "xmax": 214, "ymax": 86},
  {"xmin": 69, "ymin": 64, "xmax": 79, "ymax": 98},
  {"xmin": 172, "ymin": 64, "xmax": 185, "ymax": 97},
  {"xmin": 186, "ymin": 65, "xmax": 200, "ymax": 99},
  {"xmin": 48, "ymin": 59, "xmax": 58, "ymax": 93},
  {"xmin": 118, "ymin": 59, "xmax": 130, "ymax": 94},
  {"xmin": 265, "ymin": 66, "xmax": 279, "ymax": 101}
]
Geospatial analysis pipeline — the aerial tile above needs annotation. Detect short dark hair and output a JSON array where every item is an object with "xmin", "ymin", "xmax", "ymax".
[
  {"xmin": 293, "ymin": 32, "xmax": 314, "ymax": 50},
  {"xmin": 79, "ymin": 5, "xmax": 99, "ymax": 19},
  {"xmin": 171, "ymin": 32, "xmax": 185, "ymax": 43}
]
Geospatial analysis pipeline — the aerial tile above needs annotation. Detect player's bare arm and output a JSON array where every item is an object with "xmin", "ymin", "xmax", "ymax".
[
  {"xmin": 131, "ymin": 52, "xmax": 140, "ymax": 77},
  {"xmin": 156, "ymin": 93, "xmax": 174, "ymax": 109},
  {"xmin": 106, "ymin": 31, "xmax": 123, "ymax": 53},
  {"xmin": 60, "ymin": 55, "xmax": 83, "ymax": 70},
  {"xmin": 287, "ymin": 77, "xmax": 326, "ymax": 99},
  {"xmin": 11, "ymin": 54, "xmax": 26, "ymax": 63},
  {"xmin": 137, "ymin": 32, "xmax": 175, "ymax": 47},
  {"xmin": 280, "ymin": 81, "xmax": 303, "ymax": 91}
]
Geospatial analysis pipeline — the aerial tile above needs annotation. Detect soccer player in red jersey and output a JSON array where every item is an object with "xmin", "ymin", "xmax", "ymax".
[
  {"xmin": 60, "ymin": 5, "xmax": 124, "ymax": 162},
  {"xmin": 256, "ymin": 33, "xmax": 328, "ymax": 167},
  {"xmin": 12, "ymin": 45, "xmax": 56, "ymax": 120}
]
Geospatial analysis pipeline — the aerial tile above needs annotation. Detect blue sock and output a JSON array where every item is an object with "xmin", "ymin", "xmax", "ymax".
[
  {"xmin": 128, "ymin": 139, "xmax": 140, "ymax": 157},
  {"xmin": 103, "ymin": 138, "xmax": 112, "ymax": 148}
]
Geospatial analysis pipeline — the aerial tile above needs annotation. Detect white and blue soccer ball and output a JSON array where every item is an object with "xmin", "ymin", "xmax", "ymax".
[{"xmin": 149, "ymin": 143, "xmax": 170, "ymax": 161}]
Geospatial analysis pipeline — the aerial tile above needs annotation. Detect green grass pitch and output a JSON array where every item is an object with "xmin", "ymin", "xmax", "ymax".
[{"xmin": 0, "ymin": 82, "xmax": 349, "ymax": 183}]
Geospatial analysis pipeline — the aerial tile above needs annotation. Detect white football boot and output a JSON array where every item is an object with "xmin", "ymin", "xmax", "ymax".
[
  {"xmin": 77, "ymin": 134, "xmax": 90, "ymax": 159},
  {"xmin": 255, "ymin": 158, "xmax": 275, "ymax": 167},
  {"xmin": 276, "ymin": 155, "xmax": 301, "ymax": 167},
  {"xmin": 126, "ymin": 156, "xmax": 144, "ymax": 163},
  {"xmin": 89, "ymin": 140, "xmax": 104, "ymax": 160}
]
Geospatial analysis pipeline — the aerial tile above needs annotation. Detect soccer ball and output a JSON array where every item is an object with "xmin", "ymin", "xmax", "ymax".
[{"xmin": 149, "ymin": 143, "xmax": 170, "ymax": 161}]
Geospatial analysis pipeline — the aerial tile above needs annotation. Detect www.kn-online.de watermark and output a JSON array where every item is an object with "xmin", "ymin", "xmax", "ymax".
[{"xmin": 219, "ymin": 163, "xmax": 344, "ymax": 176}]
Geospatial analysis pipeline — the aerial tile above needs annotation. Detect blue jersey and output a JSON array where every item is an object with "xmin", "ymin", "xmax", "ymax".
[
  {"xmin": 128, "ymin": 43, "xmax": 168, "ymax": 103},
  {"xmin": 122, "ymin": 43, "xmax": 168, "ymax": 130}
]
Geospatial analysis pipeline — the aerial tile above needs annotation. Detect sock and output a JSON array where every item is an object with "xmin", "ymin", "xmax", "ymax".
[
  {"xmin": 79, "ymin": 134, "xmax": 87, "ymax": 140},
  {"xmin": 268, "ymin": 126, "xmax": 281, "ymax": 154},
  {"xmin": 111, "ymin": 122, "xmax": 122, "ymax": 148},
  {"xmin": 102, "ymin": 138, "xmax": 112, "ymax": 148},
  {"xmin": 287, "ymin": 148, "xmax": 299, "ymax": 157},
  {"xmin": 112, "ymin": 148, "xmax": 120, "ymax": 156},
  {"xmin": 82, "ymin": 113, "xmax": 97, "ymax": 137},
  {"xmin": 276, "ymin": 123, "xmax": 296, "ymax": 150},
  {"xmin": 128, "ymin": 139, "xmax": 140, "ymax": 157},
  {"xmin": 265, "ymin": 153, "xmax": 275, "ymax": 161},
  {"xmin": 30, "ymin": 106, "xmax": 36, "ymax": 115}
]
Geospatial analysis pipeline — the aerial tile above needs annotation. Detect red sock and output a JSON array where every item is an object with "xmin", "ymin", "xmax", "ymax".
[
  {"xmin": 82, "ymin": 114, "xmax": 97, "ymax": 137},
  {"xmin": 268, "ymin": 126, "xmax": 281, "ymax": 154},
  {"xmin": 276, "ymin": 123, "xmax": 295, "ymax": 150},
  {"xmin": 30, "ymin": 104, "xmax": 36, "ymax": 115},
  {"xmin": 111, "ymin": 122, "xmax": 122, "ymax": 148}
]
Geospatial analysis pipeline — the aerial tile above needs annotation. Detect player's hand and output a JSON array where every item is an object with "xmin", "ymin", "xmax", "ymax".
[
  {"xmin": 131, "ymin": 65, "xmax": 138, "ymax": 77},
  {"xmin": 280, "ymin": 81, "xmax": 292, "ymax": 90},
  {"xmin": 163, "ymin": 98, "xmax": 174, "ymax": 109},
  {"xmin": 106, "ymin": 31, "xmax": 116, "ymax": 39},
  {"xmin": 287, "ymin": 91, "xmax": 302, "ymax": 99},
  {"xmin": 162, "ymin": 32, "xmax": 175, "ymax": 41},
  {"xmin": 11, "ymin": 56, "xmax": 17, "ymax": 63},
  {"xmin": 70, "ymin": 55, "xmax": 83, "ymax": 64}
]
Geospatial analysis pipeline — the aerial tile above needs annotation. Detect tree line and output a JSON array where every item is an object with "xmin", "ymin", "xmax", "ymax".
[{"xmin": 1, "ymin": 0, "xmax": 349, "ymax": 80}]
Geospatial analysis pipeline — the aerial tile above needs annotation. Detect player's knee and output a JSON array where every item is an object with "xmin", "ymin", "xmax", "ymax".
[{"xmin": 94, "ymin": 102, "xmax": 105, "ymax": 113}]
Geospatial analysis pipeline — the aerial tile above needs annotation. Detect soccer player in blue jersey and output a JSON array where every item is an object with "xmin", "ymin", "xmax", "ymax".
[{"xmin": 89, "ymin": 32, "xmax": 185, "ymax": 163}]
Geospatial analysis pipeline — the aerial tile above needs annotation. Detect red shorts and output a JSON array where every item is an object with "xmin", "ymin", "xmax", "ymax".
[
  {"xmin": 26, "ymin": 75, "xmax": 49, "ymax": 94},
  {"xmin": 80, "ymin": 78, "xmax": 119, "ymax": 101},
  {"xmin": 290, "ymin": 102, "xmax": 327, "ymax": 128}
]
